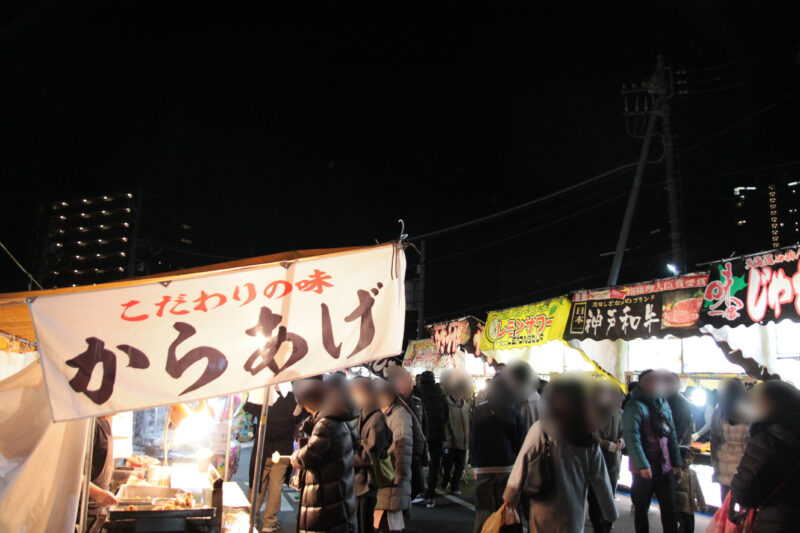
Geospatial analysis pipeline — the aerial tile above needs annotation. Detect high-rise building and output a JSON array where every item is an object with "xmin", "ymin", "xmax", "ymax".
[
  {"xmin": 37, "ymin": 191, "xmax": 197, "ymax": 288},
  {"xmin": 733, "ymin": 168, "xmax": 800, "ymax": 253}
]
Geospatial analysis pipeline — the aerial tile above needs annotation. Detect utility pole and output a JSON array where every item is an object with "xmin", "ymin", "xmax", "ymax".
[
  {"xmin": 656, "ymin": 55, "xmax": 686, "ymax": 274},
  {"xmin": 608, "ymin": 56, "xmax": 686, "ymax": 286},
  {"xmin": 607, "ymin": 72, "xmax": 659, "ymax": 286},
  {"xmin": 416, "ymin": 239, "xmax": 426, "ymax": 338}
]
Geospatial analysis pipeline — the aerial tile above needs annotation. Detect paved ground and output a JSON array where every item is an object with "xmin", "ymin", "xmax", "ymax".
[{"xmin": 234, "ymin": 442, "xmax": 714, "ymax": 532}]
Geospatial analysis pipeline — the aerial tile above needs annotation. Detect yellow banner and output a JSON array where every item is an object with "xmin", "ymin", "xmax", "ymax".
[{"xmin": 481, "ymin": 296, "xmax": 572, "ymax": 352}]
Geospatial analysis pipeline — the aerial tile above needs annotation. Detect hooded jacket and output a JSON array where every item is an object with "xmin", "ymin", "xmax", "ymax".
[
  {"xmin": 415, "ymin": 372, "xmax": 448, "ymax": 443},
  {"xmin": 353, "ymin": 406, "xmax": 393, "ymax": 497},
  {"xmin": 376, "ymin": 400, "xmax": 414, "ymax": 512},
  {"xmin": 622, "ymin": 387, "xmax": 682, "ymax": 473},
  {"xmin": 469, "ymin": 377, "xmax": 525, "ymax": 470},
  {"xmin": 504, "ymin": 420, "xmax": 618, "ymax": 533},
  {"xmin": 294, "ymin": 390, "xmax": 358, "ymax": 533},
  {"xmin": 731, "ymin": 413, "xmax": 800, "ymax": 533}
]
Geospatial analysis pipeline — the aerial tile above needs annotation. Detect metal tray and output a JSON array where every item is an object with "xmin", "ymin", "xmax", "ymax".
[{"xmin": 107, "ymin": 505, "xmax": 215, "ymax": 521}]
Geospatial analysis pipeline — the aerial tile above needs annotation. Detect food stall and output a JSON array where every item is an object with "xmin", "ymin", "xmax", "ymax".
[
  {"xmin": 0, "ymin": 242, "xmax": 407, "ymax": 532},
  {"xmin": 401, "ymin": 316, "xmax": 493, "ymax": 394},
  {"xmin": 479, "ymin": 296, "xmax": 612, "ymax": 382}
]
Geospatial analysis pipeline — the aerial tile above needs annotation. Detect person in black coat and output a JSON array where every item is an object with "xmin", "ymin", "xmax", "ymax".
[
  {"xmin": 415, "ymin": 370, "xmax": 448, "ymax": 507},
  {"xmin": 730, "ymin": 380, "xmax": 800, "ymax": 533},
  {"xmin": 470, "ymin": 376, "xmax": 525, "ymax": 533},
  {"xmin": 290, "ymin": 378, "xmax": 358, "ymax": 533},
  {"xmin": 351, "ymin": 378, "xmax": 393, "ymax": 533}
]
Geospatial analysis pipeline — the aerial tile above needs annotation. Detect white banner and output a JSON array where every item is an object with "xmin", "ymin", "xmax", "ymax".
[{"xmin": 29, "ymin": 244, "xmax": 406, "ymax": 421}]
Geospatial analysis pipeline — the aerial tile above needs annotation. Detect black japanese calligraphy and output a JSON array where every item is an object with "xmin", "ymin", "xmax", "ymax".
[
  {"xmin": 243, "ymin": 307, "xmax": 309, "ymax": 377},
  {"xmin": 166, "ymin": 322, "xmax": 229, "ymax": 395},
  {"xmin": 321, "ymin": 288, "xmax": 376, "ymax": 359}
]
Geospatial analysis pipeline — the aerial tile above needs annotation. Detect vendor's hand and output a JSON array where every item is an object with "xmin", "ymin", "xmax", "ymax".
[
  {"xmin": 639, "ymin": 468, "xmax": 653, "ymax": 480},
  {"xmin": 94, "ymin": 489, "xmax": 118, "ymax": 507},
  {"xmin": 691, "ymin": 432, "xmax": 700, "ymax": 442},
  {"xmin": 608, "ymin": 443, "xmax": 619, "ymax": 453},
  {"xmin": 617, "ymin": 439, "xmax": 624, "ymax": 449},
  {"xmin": 290, "ymin": 450, "xmax": 300, "ymax": 469}
]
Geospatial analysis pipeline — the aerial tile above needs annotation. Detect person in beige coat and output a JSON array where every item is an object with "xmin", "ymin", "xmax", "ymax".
[{"xmin": 503, "ymin": 378, "xmax": 618, "ymax": 533}]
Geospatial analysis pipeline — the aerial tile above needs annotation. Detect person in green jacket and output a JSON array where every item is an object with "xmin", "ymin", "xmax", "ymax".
[{"xmin": 622, "ymin": 369, "xmax": 682, "ymax": 533}]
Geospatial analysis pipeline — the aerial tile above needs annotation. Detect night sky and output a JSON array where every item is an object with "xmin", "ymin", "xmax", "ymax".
[{"xmin": 1, "ymin": 2, "xmax": 798, "ymax": 327}]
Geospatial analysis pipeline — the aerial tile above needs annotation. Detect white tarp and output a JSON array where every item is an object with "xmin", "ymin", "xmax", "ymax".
[
  {"xmin": 0, "ymin": 362, "xmax": 89, "ymax": 532},
  {"xmin": 29, "ymin": 243, "xmax": 406, "ymax": 421}
]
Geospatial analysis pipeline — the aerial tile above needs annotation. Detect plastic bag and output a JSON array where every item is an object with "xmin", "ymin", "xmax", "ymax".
[
  {"xmin": 480, "ymin": 502, "xmax": 521, "ymax": 533},
  {"xmin": 705, "ymin": 492, "xmax": 754, "ymax": 533}
]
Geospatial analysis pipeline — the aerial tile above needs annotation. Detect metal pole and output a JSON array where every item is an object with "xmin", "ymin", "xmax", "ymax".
[
  {"xmin": 657, "ymin": 55, "xmax": 686, "ymax": 274},
  {"xmin": 249, "ymin": 385, "xmax": 272, "ymax": 532},
  {"xmin": 78, "ymin": 418, "xmax": 96, "ymax": 533},
  {"xmin": 223, "ymin": 395, "xmax": 234, "ymax": 481},
  {"xmin": 607, "ymin": 90, "xmax": 659, "ymax": 286},
  {"xmin": 416, "ymin": 239, "xmax": 427, "ymax": 338}
]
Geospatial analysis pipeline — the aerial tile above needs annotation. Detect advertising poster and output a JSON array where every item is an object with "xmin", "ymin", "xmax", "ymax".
[
  {"xmin": 480, "ymin": 296, "xmax": 571, "ymax": 352},
  {"xmin": 564, "ymin": 273, "xmax": 708, "ymax": 342},
  {"xmin": 701, "ymin": 246, "xmax": 800, "ymax": 328}
]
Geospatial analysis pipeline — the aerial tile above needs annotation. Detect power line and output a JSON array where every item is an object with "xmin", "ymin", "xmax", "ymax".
[
  {"xmin": 0, "ymin": 241, "xmax": 43, "ymax": 290},
  {"xmin": 682, "ymin": 89, "xmax": 800, "ymax": 156},
  {"xmin": 408, "ymin": 161, "xmax": 642, "ymax": 241},
  {"xmin": 425, "ymin": 174, "xmax": 642, "ymax": 253},
  {"xmin": 427, "ymin": 188, "xmax": 636, "ymax": 264}
]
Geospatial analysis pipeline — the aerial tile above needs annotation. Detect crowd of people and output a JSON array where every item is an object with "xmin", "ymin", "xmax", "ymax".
[{"xmin": 244, "ymin": 363, "xmax": 800, "ymax": 533}]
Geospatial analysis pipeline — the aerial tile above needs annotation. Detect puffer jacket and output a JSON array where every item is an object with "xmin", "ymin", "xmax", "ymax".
[
  {"xmin": 622, "ymin": 387, "xmax": 682, "ymax": 473},
  {"xmin": 294, "ymin": 392, "xmax": 358, "ymax": 533},
  {"xmin": 444, "ymin": 395, "xmax": 470, "ymax": 451},
  {"xmin": 709, "ymin": 408, "xmax": 748, "ymax": 486},
  {"xmin": 376, "ymin": 401, "xmax": 413, "ymax": 512},
  {"xmin": 731, "ymin": 413, "xmax": 800, "ymax": 533},
  {"xmin": 415, "ymin": 373, "xmax": 449, "ymax": 443},
  {"xmin": 353, "ymin": 406, "xmax": 393, "ymax": 497}
]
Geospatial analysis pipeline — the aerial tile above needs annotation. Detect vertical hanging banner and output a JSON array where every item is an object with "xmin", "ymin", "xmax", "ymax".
[
  {"xmin": 701, "ymin": 246, "xmax": 800, "ymax": 327},
  {"xmin": 480, "ymin": 296, "xmax": 572, "ymax": 352},
  {"xmin": 29, "ymin": 244, "xmax": 406, "ymax": 421},
  {"xmin": 563, "ymin": 273, "xmax": 708, "ymax": 341}
]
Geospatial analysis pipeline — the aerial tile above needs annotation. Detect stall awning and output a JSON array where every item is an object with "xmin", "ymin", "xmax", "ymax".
[{"xmin": 0, "ymin": 246, "xmax": 356, "ymax": 343}]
